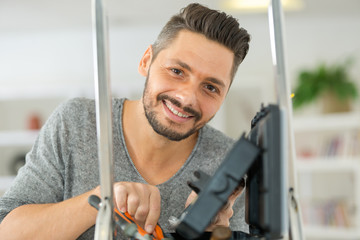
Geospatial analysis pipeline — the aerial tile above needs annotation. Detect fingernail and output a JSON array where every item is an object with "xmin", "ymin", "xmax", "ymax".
[
  {"xmin": 120, "ymin": 207, "xmax": 126, "ymax": 213},
  {"xmin": 145, "ymin": 225, "xmax": 154, "ymax": 233}
]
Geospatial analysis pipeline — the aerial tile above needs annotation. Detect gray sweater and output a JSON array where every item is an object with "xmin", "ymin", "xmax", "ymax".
[{"xmin": 0, "ymin": 98, "xmax": 248, "ymax": 239}]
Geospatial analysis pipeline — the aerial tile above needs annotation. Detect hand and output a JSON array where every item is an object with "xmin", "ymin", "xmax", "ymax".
[
  {"xmin": 184, "ymin": 185, "xmax": 244, "ymax": 231},
  {"xmin": 113, "ymin": 182, "xmax": 161, "ymax": 234}
]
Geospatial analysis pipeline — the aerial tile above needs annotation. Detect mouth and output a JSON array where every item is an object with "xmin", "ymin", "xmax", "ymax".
[{"xmin": 163, "ymin": 100, "xmax": 192, "ymax": 119}]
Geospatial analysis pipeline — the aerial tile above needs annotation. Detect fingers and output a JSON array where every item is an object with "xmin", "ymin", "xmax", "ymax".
[
  {"xmin": 228, "ymin": 181, "xmax": 245, "ymax": 204},
  {"xmin": 114, "ymin": 183, "xmax": 128, "ymax": 213},
  {"xmin": 206, "ymin": 205, "xmax": 233, "ymax": 231},
  {"xmin": 113, "ymin": 182, "xmax": 161, "ymax": 234},
  {"xmin": 206, "ymin": 181, "xmax": 245, "ymax": 231},
  {"xmin": 185, "ymin": 190, "xmax": 198, "ymax": 208},
  {"xmin": 184, "ymin": 190, "xmax": 232, "ymax": 231},
  {"xmin": 210, "ymin": 183, "xmax": 243, "ymax": 228},
  {"xmin": 144, "ymin": 189, "xmax": 161, "ymax": 233}
]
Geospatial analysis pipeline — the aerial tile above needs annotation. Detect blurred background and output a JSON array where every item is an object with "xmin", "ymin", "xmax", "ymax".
[{"xmin": 0, "ymin": 0, "xmax": 360, "ymax": 239}]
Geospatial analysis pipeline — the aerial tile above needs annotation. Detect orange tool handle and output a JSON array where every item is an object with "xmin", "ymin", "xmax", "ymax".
[{"xmin": 114, "ymin": 208, "xmax": 165, "ymax": 240}]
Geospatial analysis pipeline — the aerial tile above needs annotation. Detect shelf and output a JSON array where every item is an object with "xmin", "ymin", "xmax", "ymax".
[
  {"xmin": 292, "ymin": 112, "xmax": 360, "ymax": 239},
  {"xmin": 0, "ymin": 130, "xmax": 39, "ymax": 147},
  {"xmin": 296, "ymin": 159, "xmax": 360, "ymax": 172},
  {"xmin": 303, "ymin": 226, "xmax": 360, "ymax": 239},
  {"xmin": 293, "ymin": 112, "xmax": 360, "ymax": 132},
  {"xmin": 0, "ymin": 85, "xmax": 92, "ymax": 100}
]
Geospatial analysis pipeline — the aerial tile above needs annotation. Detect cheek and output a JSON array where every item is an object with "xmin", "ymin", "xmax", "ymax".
[
  {"xmin": 200, "ymin": 100, "xmax": 222, "ymax": 120},
  {"xmin": 147, "ymin": 71, "xmax": 174, "ymax": 94}
]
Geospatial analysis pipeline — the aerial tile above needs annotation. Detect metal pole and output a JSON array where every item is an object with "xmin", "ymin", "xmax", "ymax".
[
  {"xmin": 92, "ymin": 0, "xmax": 114, "ymax": 239},
  {"xmin": 268, "ymin": 1, "xmax": 304, "ymax": 239}
]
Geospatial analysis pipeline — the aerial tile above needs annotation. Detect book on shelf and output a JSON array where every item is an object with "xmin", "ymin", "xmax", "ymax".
[
  {"xmin": 301, "ymin": 199, "xmax": 352, "ymax": 228},
  {"xmin": 296, "ymin": 130, "xmax": 360, "ymax": 160}
]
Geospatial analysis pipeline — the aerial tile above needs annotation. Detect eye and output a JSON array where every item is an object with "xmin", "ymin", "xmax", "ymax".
[
  {"xmin": 204, "ymin": 84, "xmax": 218, "ymax": 93},
  {"xmin": 170, "ymin": 68, "xmax": 183, "ymax": 76}
]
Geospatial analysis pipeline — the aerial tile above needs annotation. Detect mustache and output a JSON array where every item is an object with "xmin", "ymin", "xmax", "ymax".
[{"xmin": 157, "ymin": 94, "xmax": 201, "ymax": 120}]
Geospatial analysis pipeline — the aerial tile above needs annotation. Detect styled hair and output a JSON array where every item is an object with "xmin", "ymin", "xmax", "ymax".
[{"xmin": 152, "ymin": 3, "xmax": 251, "ymax": 81}]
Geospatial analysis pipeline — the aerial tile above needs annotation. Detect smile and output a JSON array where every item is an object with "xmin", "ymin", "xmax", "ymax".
[{"xmin": 164, "ymin": 100, "xmax": 191, "ymax": 118}]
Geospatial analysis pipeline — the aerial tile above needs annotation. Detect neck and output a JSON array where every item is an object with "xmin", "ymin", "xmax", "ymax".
[{"xmin": 122, "ymin": 99, "xmax": 198, "ymax": 184}]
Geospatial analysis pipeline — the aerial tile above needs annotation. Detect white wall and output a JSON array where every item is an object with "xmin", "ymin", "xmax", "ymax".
[{"xmin": 1, "ymin": 4, "xmax": 360, "ymax": 138}]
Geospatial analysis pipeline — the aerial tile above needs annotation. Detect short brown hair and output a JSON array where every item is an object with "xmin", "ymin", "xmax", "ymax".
[{"xmin": 152, "ymin": 3, "xmax": 251, "ymax": 81}]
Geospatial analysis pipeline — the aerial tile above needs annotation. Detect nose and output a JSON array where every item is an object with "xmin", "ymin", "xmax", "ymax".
[{"xmin": 174, "ymin": 80, "xmax": 198, "ymax": 108}]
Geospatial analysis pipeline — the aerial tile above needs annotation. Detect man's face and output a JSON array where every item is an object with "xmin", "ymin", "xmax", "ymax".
[{"xmin": 140, "ymin": 30, "xmax": 234, "ymax": 141}]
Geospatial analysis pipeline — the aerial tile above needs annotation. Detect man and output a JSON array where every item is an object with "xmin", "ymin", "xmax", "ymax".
[{"xmin": 0, "ymin": 3, "xmax": 250, "ymax": 240}]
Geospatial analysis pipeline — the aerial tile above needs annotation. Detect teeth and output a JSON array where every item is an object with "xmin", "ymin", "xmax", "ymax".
[{"xmin": 165, "ymin": 101, "xmax": 190, "ymax": 118}]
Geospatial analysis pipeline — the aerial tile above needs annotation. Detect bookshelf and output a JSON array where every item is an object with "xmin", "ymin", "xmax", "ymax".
[
  {"xmin": 0, "ymin": 84, "xmax": 142, "ymax": 178},
  {"xmin": 293, "ymin": 112, "xmax": 360, "ymax": 240}
]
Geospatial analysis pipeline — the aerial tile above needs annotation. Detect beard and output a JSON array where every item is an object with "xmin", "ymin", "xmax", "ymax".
[{"xmin": 142, "ymin": 75, "xmax": 204, "ymax": 142}]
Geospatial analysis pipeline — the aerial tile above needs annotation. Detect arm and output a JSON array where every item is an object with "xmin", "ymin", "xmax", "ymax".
[
  {"xmin": 0, "ymin": 182, "xmax": 161, "ymax": 240},
  {"xmin": 0, "ymin": 187, "xmax": 100, "ymax": 240},
  {"xmin": 0, "ymin": 101, "xmax": 163, "ymax": 239}
]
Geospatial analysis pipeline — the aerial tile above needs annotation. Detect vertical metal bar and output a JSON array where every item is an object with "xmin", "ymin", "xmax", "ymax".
[
  {"xmin": 92, "ymin": 0, "xmax": 114, "ymax": 239},
  {"xmin": 269, "ymin": 0, "xmax": 288, "ymax": 108},
  {"xmin": 268, "ymin": 1, "xmax": 304, "ymax": 239}
]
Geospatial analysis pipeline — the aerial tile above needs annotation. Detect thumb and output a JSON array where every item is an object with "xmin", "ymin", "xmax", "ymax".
[{"xmin": 185, "ymin": 191, "xmax": 198, "ymax": 208}]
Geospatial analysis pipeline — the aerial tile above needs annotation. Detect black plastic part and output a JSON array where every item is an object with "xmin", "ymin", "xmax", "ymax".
[
  {"xmin": 175, "ymin": 136, "xmax": 262, "ymax": 239},
  {"xmin": 170, "ymin": 231, "xmax": 261, "ymax": 240},
  {"xmin": 187, "ymin": 170, "xmax": 211, "ymax": 194},
  {"xmin": 88, "ymin": 194, "xmax": 101, "ymax": 210},
  {"xmin": 247, "ymin": 104, "xmax": 285, "ymax": 239}
]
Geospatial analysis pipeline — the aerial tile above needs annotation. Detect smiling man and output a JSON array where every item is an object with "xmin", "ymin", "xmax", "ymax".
[
  {"xmin": 0, "ymin": 3, "xmax": 250, "ymax": 240},
  {"xmin": 141, "ymin": 30, "xmax": 233, "ymax": 142}
]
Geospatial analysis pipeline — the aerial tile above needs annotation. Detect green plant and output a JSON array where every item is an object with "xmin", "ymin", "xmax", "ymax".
[{"xmin": 292, "ymin": 59, "xmax": 358, "ymax": 109}]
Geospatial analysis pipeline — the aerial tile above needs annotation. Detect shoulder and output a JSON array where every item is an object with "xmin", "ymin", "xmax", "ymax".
[
  {"xmin": 52, "ymin": 97, "xmax": 95, "ymax": 118},
  {"xmin": 194, "ymin": 125, "xmax": 235, "ymax": 173},
  {"xmin": 52, "ymin": 97, "xmax": 125, "ymax": 122},
  {"xmin": 43, "ymin": 98, "xmax": 95, "ymax": 131}
]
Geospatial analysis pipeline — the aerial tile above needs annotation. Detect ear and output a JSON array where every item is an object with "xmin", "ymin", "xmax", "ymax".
[{"xmin": 138, "ymin": 45, "xmax": 153, "ymax": 77}]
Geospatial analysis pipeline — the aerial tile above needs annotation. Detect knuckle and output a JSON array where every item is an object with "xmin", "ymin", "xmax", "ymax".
[
  {"xmin": 135, "ymin": 206, "xmax": 149, "ymax": 220},
  {"xmin": 114, "ymin": 183, "xmax": 127, "ymax": 193},
  {"xmin": 228, "ymin": 208, "xmax": 234, "ymax": 217},
  {"xmin": 113, "ymin": 184, "xmax": 122, "ymax": 192},
  {"xmin": 139, "ymin": 205, "xmax": 150, "ymax": 215},
  {"xmin": 149, "ymin": 185, "xmax": 159, "ymax": 194},
  {"xmin": 128, "ymin": 196, "xmax": 140, "ymax": 206},
  {"xmin": 140, "ymin": 183, "xmax": 150, "ymax": 194},
  {"xmin": 218, "ymin": 216, "xmax": 230, "ymax": 226}
]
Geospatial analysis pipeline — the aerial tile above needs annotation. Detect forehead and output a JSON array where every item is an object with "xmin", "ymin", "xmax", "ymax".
[{"xmin": 156, "ymin": 30, "xmax": 234, "ymax": 86}]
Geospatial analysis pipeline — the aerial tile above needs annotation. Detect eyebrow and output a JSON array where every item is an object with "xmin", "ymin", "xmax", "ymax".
[
  {"xmin": 205, "ymin": 77, "xmax": 226, "ymax": 89},
  {"xmin": 173, "ymin": 59, "xmax": 226, "ymax": 89}
]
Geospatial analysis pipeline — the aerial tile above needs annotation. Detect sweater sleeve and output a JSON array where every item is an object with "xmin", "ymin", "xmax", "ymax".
[{"xmin": 0, "ymin": 100, "xmax": 70, "ymax": 223}]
